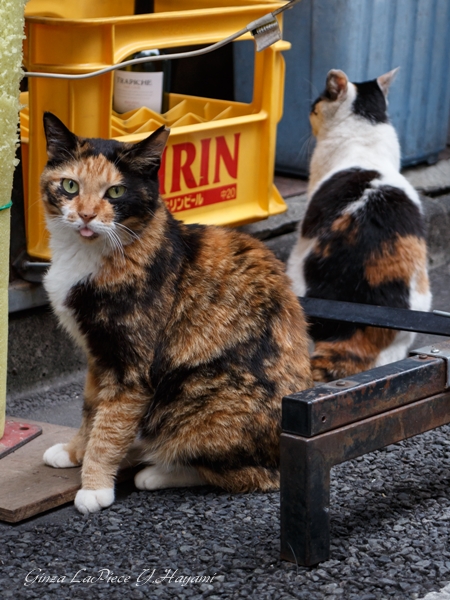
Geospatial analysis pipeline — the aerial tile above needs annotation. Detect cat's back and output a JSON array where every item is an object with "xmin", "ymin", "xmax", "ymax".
[
  {"xmin": 145, "ymin": 221, "xmax": 312, "ymax": 462},
  {"xmin": 301, "ymin": 165, "xmax": 426, "ymax": 288},
  {"xmin": 179, "ymin": 223, "xmax": 291, "ymax": 302},
  {"xmin": 170, "ymin": 223, "xmax": 311, "ymax": 361}
]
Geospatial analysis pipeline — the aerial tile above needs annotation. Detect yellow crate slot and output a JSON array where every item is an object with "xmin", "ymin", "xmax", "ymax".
[
  {"xmin": 203, "ymin": 102, "xmax": 228, "ymax": 122},
  {"xmin": 133, "ymin": 119, "xmax": 169, "ymax": 135},
  {"xmin": 112, "ymin": 108, "xmax": 165, "ymax": 133},
  {"xmin": 164, "ymin": 99, "xmax": 195, "ymax": 124},
  {"xmin": 168, "ymin": 113, "xmax": 206, "ymax": 128},
  {"xmin": 111, "ymin": 123, "xmax": 124, "ymax": 137}
]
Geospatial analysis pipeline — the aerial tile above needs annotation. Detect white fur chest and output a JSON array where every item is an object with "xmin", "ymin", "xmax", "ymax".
[{"xmin": 44, "ymin": 226, "xmax": 103, "ymax": 351}]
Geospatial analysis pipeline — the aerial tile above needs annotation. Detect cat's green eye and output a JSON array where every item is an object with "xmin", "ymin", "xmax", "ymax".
[
  {"xmin": 107, "ymin": 185, "xmax": 126, "ymax": 199},
  {"xmin": 62, "ymin": 178, "xmax": 79, "ymax": 195}
]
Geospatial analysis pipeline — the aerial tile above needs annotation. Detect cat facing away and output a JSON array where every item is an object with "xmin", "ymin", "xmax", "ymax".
[
  {"xmin": 287, "ymin": 68, "xmax": 431, "ymax": 382},
  {"xmin": 40, "ymin": 113, "xmax": 312, "ymax": 514}
]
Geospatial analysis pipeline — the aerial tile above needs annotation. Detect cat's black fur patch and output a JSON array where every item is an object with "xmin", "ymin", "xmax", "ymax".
[
  {"xmin": 66, "ymin": 219, "xmax": 188, "ymax": 381},
  {"xmin": 147, "ymin": 311, "xmax": 280, "ymax": 415},
  {"xmin": 352, "ymin": 80, "xmax": 388, "ymax": 124},
  {"xmin": 190, "ymin": 450, "xmax": 279, "ymax": 473},
  {"xmin": 67, "ymin": 282, "xmax": 142, "ymax": 381},
  {"xmin": 302, "ymin": 168, "xmax": 425, "ymax": 342},
  {"xmin": 302, "ymin": 168, "xmax": 380, "ymax": 236},
  {"xmin": 180, "ymin": 224, "xmax": 207, "ymax": 264},
  {"xmin": 80, "ymin": 137, "xmax": 124, "ymax": 161},
  {"xmin": 302, "ymin": 169, "xmax": 424, "ymax": 241}
]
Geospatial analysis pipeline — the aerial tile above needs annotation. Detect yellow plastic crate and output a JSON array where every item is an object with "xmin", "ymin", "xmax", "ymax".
[{"xmin": 21, "ymin": 1, "xmax": 290, "ymax": 260}]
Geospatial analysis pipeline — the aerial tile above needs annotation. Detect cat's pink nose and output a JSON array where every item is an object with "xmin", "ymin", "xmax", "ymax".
[{"xmin": 78, "ymin": 211, "xmax": 97, "ymax": 223}]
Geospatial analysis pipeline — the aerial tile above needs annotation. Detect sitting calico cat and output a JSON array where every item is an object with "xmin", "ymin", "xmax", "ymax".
[
  {"xmin": 41, "ymin": 112, "xmax": 312, "ymax": 514},
  {"xmin": 287, "ymin": 68, "xmax": 431, "ymax": 382}
]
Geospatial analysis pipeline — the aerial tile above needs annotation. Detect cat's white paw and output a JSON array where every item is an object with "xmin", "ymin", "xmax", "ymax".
[
  {"xmin": 135, "ymin": 464, "xmax": 204, "ymax": 490},
  {"xmin": 43, "ymin": 443, "xmax": 77, "ymax": 468},
  {"xmin": 135, "ymin": 465, "xmax": 168, "ymax": 490},
  {"xmin": 74, "ymin": 488, "xmax": 115, "ymax": 514}
]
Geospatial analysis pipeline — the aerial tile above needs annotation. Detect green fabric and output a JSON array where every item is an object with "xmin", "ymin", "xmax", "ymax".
[{"xmin": 0, "ymin": 201, "xmax": 12, "ymax": 211}]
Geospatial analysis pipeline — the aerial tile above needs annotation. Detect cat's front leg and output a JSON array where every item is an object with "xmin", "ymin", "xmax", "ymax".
[
  {"xmin": 44, "ymin": 369, "xmax": 98, "ymax": 468},
  {"xmin": 44, "ymin": 405, "xmax": 95, "ymax": 467},
  {"xmin": 74, "ymin": 392, "xmax": 145, "ymax": 514}
]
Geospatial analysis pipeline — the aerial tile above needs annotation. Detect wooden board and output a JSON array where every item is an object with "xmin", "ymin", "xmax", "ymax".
[{"xmin": 0, "ymin": 417, "xmax": 81, "ymax": 523}]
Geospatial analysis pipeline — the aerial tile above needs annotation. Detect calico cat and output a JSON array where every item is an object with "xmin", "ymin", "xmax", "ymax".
[
  {"xmin": 287, "ymin": 68, "xmax": 431, "ymax": 382},
  {"xmin": 40, "ymin": 112, "xmax": 312, "ymax": 514}
]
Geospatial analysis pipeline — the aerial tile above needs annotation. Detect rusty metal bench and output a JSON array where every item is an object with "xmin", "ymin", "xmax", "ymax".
[{"xmin": 280, "ymin": 299, "xmax": 450, "ymax": 566}]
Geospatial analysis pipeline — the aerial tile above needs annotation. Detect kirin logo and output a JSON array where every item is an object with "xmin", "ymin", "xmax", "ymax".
[{"xmin": 159, "ymin": 133, "xmax": 240, "ymax": 213}]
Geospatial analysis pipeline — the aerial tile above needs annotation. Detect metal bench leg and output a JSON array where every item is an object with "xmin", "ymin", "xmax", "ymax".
[
  {"xmin": 280, "ymin": 433, "xmax": 332, "ymax": 566},
  {"xmin": 280, "ymin": 388, "xmax": 450, "ymax": 566}
]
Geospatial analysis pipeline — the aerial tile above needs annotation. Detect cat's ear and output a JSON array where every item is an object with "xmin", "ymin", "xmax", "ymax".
[
  {"xmin": 129, "ymin": 125, "xmax": 170, "ymax": 170},
  {"xmin": 43, "ymin": 112, "xmax": 78, "ymax": 160},
  {"xmin": 326, "ymin": 69, "xmax": 349, "ymax": 101},
  {"xmin": 377, "ymin": 67, "xmax": 399, "ymax": 96}
]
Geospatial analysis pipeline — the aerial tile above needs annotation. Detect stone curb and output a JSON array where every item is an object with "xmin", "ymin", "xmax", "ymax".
[{"xmin": 404, "ymin": 159, "xmax": 450, "ymax": 196}]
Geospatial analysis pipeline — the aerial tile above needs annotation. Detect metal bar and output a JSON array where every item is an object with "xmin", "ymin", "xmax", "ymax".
[
  {"xmin": 299, "ymin": 297, "xmax": 450, "ymax": 337},
  {"xmin": 280, "ymin": 389, "xmax": 450, "ymax": 566},
  {"xmin": 282, "ymin": 355, "xmax": 446, "ymax": 437},
  {"xmin": 280, "ymin": 433, "xmax": 332, "ymax": 566},
  {"xmin": 313, "ymin": 391, "xmax": 450, "ymax": 466},
  {"xmin": 411, "ymin": 343, "xmax": 450, "ymax": 387}
]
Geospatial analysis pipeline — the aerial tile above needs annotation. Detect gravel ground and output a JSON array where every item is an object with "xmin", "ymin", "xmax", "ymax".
[
  {"xmin": 3, "ymin": 264, "xmax": 450, "ymax": 600},
  {"xmin": 3, "ymin": 378, "xmax": 450, "ymax": 600},
  {"xmin": 1, "ymin": 432, "xmax": 450, "ymax": 600}
]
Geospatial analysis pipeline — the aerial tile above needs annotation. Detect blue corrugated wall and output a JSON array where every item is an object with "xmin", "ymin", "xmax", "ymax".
[{"xmin": 235, "ymin": 0, "xmax": 450, "ymax": 176}]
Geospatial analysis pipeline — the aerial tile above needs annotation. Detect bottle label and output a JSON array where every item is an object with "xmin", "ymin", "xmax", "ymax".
[{"xmin": 113, "ymin": 70, "xmax": 163, "ymax": 114}]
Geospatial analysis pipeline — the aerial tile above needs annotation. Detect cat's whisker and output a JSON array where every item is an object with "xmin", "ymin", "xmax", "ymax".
[
  {"xmin": 116, "ymin": 147, "xmax": 135, "ymax": 167},
  {"xmin": 113, "ymin": 234, "xmax": 126, "ymax": 257},
  {"xmin": 293, "ymin": 132, "xmax": 314, "ymax": 166},
  {"xmin": 107, "ymin": 237, "xmax": 123, "ymax": 261},
  {"xmin": 305, "ymin": 135, "xmax": 316, "ymax": 160},
  {"xmin": 112, "ymin": 153, "xmax": 125, "ymax": 170},
  {"xmin": 93, "ymin": 222, "xmax": 123, "ymax": 258},
  {"xmin": 46, "ymin": 216, "xmax": 78, "ymax": 236},
  {"xmin": 103, "ymin": 227, "xmax": 120, "ymax": 254},
  {"xmin": 304, "ymin": 77, "xmax": 320, "ymax": 102},
  {"xmin": 107, "ymin": 228, "xmax": 126, "ymax": 260},
  {"xmin": 115, "ymin": 222, "xmax": 140, "ymax": 243}
]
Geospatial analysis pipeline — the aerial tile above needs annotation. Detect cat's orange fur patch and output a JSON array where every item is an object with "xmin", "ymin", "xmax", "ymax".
[
  {"xmin": 365, "ymin": 235, "xmax": 428, "ymax": 288},
  {"xmin": 96, "ymin": 207, "xmax": 169, "ymax": 288},
  {"xmin": 331, "ymin": 213, "xmax": 352, "ymax": 232},
  {"xmin": 311, "ymin": 326, "xmax": 397, "ymax": 382},
  {"xmin": 331, "ymin": 213, "xmax": 358, "ymax": 244}
]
